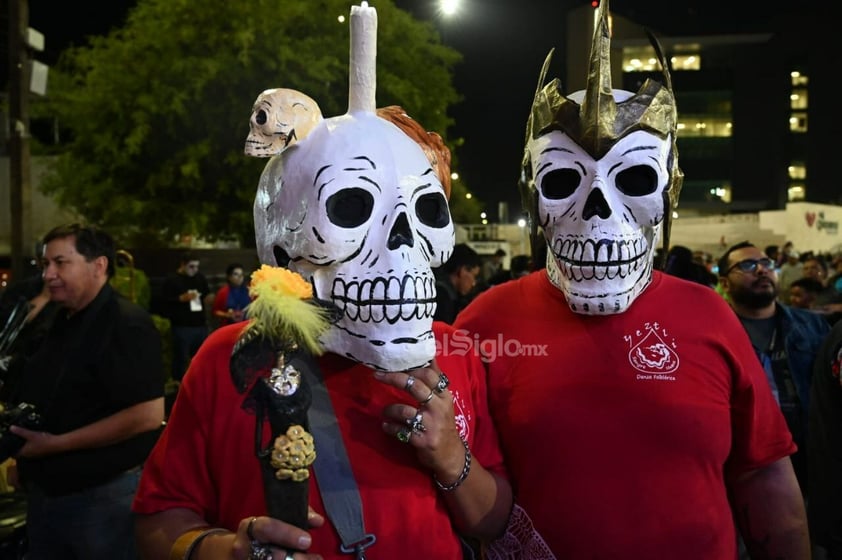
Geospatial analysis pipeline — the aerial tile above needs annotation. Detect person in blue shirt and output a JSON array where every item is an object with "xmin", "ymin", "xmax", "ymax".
[
  {"xmin": 718, "ymin": 240, "xmax": 831, "ymax": 494},
  {"xmin": 212, "ymin": 263, "xmax": 252, "ymax": 327}
]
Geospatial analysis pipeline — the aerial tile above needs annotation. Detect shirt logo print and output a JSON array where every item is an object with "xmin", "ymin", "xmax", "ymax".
[
  {"xmin": 624, "ymin": 321, "xmax": 679, "ymax": 378},
  {"xmin": 452, "ymin": 389, "xmax": 471, "ymax": 441}
]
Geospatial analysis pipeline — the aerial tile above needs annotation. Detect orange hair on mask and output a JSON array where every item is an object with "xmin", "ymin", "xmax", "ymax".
[{"xmin": 376, "ymin": 106, "xmax": 451, "ymax": 200}]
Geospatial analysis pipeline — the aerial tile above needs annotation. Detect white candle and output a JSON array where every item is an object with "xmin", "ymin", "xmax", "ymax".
[{"xmin": 348, "ymin": 2, "xmax": 377, "ymax": 114}]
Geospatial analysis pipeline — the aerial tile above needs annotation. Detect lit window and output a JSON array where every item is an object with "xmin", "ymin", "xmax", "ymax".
[
  {"xmin": 624, "ymin": 43, "xmax": 703, "ymax": 72},
  {"xmin": 708, "ymin": 185, "xmax": 732, "ymax": 203},
  {"xmin": 790, "ymin": 71, "xmax": 809, "ymax": 87},
  {"xmin": 788, "ymin": 164, "xmax": 806, "ymax": 180},
  {"xmin": 675, "ymin": 116, "xmax": 732, "ymax": 137},
  {"xmin": 788, "ymin": 185, "xmax": 806, "ymax": 201},
  {"xmin": 791, "ymin": 88, "xmax": 808, "ymax": 110},
  {"xmin": 622, "ymin": 46, "xmax": 676, "ymax": 72},
  {"xmin": 789, "ymin": 112, "xmax": 808, "ymax": 133},
  {"xmin": 670, "ymin": 54, "xmax": 700, "ymax": 70}
]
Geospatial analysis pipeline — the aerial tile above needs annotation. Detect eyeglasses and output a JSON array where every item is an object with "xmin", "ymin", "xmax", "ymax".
[{"xmin": 725, "ymin": 257, "xmax": 775, "ymax": 275}]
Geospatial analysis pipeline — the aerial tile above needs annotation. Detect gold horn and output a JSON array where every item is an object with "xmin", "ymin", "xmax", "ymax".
[{"xmin": 581, "ymin": 0, "xmax": 617, "ymax": 156}]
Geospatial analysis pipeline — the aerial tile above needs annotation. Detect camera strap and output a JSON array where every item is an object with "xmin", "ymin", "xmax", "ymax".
[
  {"xmin": 0, "ymin": 297, "xmax": 32, "ymax": 359},
  {"xmin": 303, "ymin": 364, "xmax": 376, "ymax": 559}
]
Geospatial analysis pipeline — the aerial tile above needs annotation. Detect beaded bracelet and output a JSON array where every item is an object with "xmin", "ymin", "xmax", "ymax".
[{"xmin": 434, "ymin": 437, "xmax": 472, "ymax": 492}]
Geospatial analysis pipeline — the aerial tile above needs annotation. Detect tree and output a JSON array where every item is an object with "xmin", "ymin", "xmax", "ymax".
[{"xmin": 39, "ymin": 0, "xmax": 465, "ymax": 247}]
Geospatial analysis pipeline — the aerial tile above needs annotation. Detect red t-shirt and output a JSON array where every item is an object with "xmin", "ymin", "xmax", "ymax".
[
  {"xmin": 133, "ymin": 322, "xmax": 505, "ymax": 558},
  {"xmin": 210, "ymin": 283, "xmax": 231, "ymax": 323},
  {"xmin": 454, "ymin": 270, "xmax": 795, "ymax": 559}
]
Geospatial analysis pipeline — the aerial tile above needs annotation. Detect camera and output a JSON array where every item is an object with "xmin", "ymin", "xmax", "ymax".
[{"xmin": 0, "ymin": 402, "xmax": 43, "ymax": 462}]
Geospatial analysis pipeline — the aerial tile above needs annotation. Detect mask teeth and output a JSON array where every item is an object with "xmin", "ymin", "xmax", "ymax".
[
  {"xmin": 331, "ymin": 275, "xmax": 436, "ymax": 324},
  {"xmin": 553, "ymin": 237, "xmax": 648, "ymax": 281}
]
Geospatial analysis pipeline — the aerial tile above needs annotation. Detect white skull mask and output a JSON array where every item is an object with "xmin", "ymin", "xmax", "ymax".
[
  {"xmin": 254, "ymin": 112, "xmax": 455, "ymax": 371},
  {"xmin": 527, "ymin": 105, "xmax": 672, "ymax": 314},
  {"xmin": 245, "ymin": 88, "xmax": 323, "ymax": 157}
]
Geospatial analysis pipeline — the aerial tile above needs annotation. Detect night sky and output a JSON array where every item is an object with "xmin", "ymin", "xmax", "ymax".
[
  {"xmin": 27, "ymin": 0, "xmax": 784, "ymax": 221},
  {"xmin": 393, "ymin": 0, "xmax": 785, "ymax": 220}
]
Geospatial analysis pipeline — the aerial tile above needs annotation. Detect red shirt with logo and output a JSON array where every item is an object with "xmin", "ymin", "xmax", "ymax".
[{"xmin": 454, "ymin": 270, "xmax": 794, "ymax": 559}]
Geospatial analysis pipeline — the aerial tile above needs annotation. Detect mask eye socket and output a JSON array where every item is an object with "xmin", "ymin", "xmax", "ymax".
[
  {"xmin": 416, "ymin": 192, "xmax": 450, "ymax": 228},
  {"xmin": 255, "ymin": 109, "xmax": 268, "ymax": 125},
  {"xmin": 540, "ymin": 168, "xmax": 580, "ymax": 200},
  {"xmin": 616, "ymin": 165, "xmax": 658, "ymax": 197},
  {"xmin": 327, "ymin": 187, "xmax": 374, "ymax": 228}
]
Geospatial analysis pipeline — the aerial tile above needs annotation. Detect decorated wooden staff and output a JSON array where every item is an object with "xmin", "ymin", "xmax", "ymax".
[{"xmin": 230, "ymin": 266, "xmax": 330, "ymax": 530}]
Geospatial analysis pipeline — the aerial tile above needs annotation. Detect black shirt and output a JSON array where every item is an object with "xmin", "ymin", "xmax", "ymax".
[
  {"xmin": 161, "ymin": 271, "xmax": 210, "ymax": 328},
  {"xmin": 434, "ymin": 280, "xmax": 459, "ymax": 324},
  {"xmin": 12, "ymin": 284, "xmax": 165, "ymax": 495}
]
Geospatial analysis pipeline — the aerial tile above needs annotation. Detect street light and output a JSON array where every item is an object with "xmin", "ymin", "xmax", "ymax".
[{"xmin": 439, "ymin": 0, "xmax": 460, "ymax": 17}]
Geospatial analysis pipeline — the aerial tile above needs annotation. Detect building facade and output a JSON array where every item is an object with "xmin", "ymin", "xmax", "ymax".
[{"xmin": 565, "ymin": 4, "xmax": 841, "ymax": 216}]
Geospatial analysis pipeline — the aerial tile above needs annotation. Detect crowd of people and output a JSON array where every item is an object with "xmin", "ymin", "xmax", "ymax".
[
  {"xmin": 1, "ymin": 1, "xmax": 841, "ymax": 559},
  {"xmin": 662, "ymin": 241, "xmax": 842, "ymax": 325}
]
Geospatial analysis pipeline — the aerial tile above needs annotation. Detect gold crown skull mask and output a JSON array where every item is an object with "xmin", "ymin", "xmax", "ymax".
[
  {"xmin": 521, "ymin": 0, "xmax": 683, "ymax": 315},
  {"xmin": 247, "ymin": 3, "xmax": 455, "ymax": 371}
]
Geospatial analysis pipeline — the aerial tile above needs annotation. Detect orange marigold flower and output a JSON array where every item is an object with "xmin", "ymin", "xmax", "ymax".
[{"xmin": 250, "ymin": 265, "xmax": 313, "ymax": 299}]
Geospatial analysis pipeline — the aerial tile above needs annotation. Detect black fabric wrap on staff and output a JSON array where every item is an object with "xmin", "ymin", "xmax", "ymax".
[
  {"xmin": 253, "ymin": 368, "xmax": 312, "ymax": 531},
  {"xmin": 231, "ymin": 333, "xmax": 313, "ymax": 532}
]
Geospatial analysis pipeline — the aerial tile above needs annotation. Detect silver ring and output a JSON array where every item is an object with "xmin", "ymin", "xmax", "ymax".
[
  {"xmin": 246, "ymin": 517, "xmax": 258, "ymax": 541},
  {"xmin": 404, "ymin": 375, "xmax": 416, "ymax": 392},
  {"xmin": 419, "ymin": 388, "xmax": 435, "ymax": 406},
  {"xmin": 249, "ymin": 542, "xmax": 273, "ymax": 560},
  {"xmin": 434, "ymin": 372, "xmax": 450, "ymax": 394},
  {"xmin": 284, "ymin": 553, "xmax": 295, "ymax": 560},
  {"xmin": 396, "ymin": 427, "xmax": 412, "ymax": 443},
  {"xmin": 407, "ymin": 411, "xmax": 426, "ymax": 433}
]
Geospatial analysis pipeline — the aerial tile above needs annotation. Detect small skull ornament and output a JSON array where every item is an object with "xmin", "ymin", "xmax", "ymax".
[
  {"xmin": 245, "ymin": 88, "xmax": 323, "ymax": 157},
  {"xmin": 254, "ymin": 111, "xmax": 455, "ymax": 371}
]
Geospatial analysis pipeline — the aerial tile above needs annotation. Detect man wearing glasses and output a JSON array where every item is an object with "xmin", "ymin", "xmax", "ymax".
[{"xmin": 718, "ymin": 241, "xmax": 830, "ymax": 497}]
